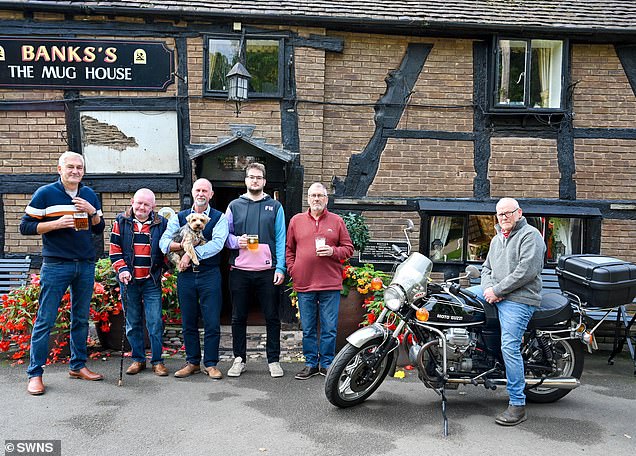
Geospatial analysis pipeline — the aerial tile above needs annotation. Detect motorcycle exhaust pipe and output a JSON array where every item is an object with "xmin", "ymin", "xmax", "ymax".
[{"xmin": 446, "ymin": 377, "xmax": 580, "ymax": 389}]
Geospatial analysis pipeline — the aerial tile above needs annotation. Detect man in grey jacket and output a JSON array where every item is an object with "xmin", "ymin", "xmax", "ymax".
[{"xmin": 471, "ymin": 197, "xmax": 545, "ymax": 426}]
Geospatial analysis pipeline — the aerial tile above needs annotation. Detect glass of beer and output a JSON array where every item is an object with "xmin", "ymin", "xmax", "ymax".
[
  {"xmin": 247, "ymin": 234, "xmax": 259, "ymax": 251},
  {"xmin": 73, "ymin": 212, "xmax": 89, "ymax": 231},
  {"xmin": 315, "ymin": 236, "xmax": 326, "ymax": 252}
]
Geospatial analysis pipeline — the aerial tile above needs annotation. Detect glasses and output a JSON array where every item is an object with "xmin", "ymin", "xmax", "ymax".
[
  {"xmin": 308, "ymin": 194, "xmax": 327, "ymax": 199},
  {"xmin": 246, "ymin": 175, "xmax": 264, "ymax": 181},
  {"xmin": 497, "ymin": 208, "xmax": 519, "ymax": 218}
]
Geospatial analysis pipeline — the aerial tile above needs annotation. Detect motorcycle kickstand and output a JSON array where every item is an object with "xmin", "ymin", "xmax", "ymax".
[{"xmin": 440, "ymin": 385, "xmax": 449, "ymax": 437}]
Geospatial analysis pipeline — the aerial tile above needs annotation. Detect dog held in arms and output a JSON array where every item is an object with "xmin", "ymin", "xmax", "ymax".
[{"xmin": 168, "ymin": 212, "xmax": 210, "ymax": 266}]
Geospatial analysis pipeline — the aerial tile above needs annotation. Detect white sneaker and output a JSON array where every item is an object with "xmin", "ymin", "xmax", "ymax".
[
  {"xmin": 268, "ymin": 362, "xmax": 284, "ymax": 378},
  {"xmin": 227, "ymin": 357, "xmax": 246, "ymax": 377}
]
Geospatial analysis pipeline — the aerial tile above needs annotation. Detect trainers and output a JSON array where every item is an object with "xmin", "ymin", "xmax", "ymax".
[
  {"xmin": 295, "ymin": 366, "xmax": 320, "ymax": 380},
  {"xmin": 227, "ymin": 357, "xmax": 246, "ymax": 377},
  {"xmin": 495, "ymin": 405, "xmax": 527, "ymax": 426},
  {"xmin": 268, "ymin": 362, "xmax": 284, "ymax": 378},
  {"xmin": 319, "ymin": 367, "xmax": 328, "ymax": 376},
  {"xmin": 174, "ymin": 363, "xmax": 200, "ymax": 378}
]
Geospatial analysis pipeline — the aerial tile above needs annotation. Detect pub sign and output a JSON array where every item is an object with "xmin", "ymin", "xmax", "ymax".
[{"xmin": 0, "ymin": 37, "xmax": 174, "ymax": 90}]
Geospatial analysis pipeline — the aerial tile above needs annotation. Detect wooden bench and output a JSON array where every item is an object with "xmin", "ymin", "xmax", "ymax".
[{"xmin": 0, "ymin": 256, "xmax": 32, "ymax": 295}]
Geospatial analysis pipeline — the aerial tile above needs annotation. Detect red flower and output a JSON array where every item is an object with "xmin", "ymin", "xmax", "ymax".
[
  {"xmin": 0, "ymin": 340, "xmax": 10, "ymax": 352},
  {"xmin": 367, "ymin": 313, "xmax": 376, "ymax": 324},
  {"xmin": 100, "ymin": 323, "xmax": 110, "ymax": 333},
  {"xmin": 93, "ymin": 282, "xmax": 105, "ymax": 294},
  {"xmin": 12, "ymin": 350, "xmax": 25, "ymax": 359}
]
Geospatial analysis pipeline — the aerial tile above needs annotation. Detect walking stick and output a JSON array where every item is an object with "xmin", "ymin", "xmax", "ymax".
[{"xmin": 118, "ymin": 282, "xmax": 128, "ymax": 387}]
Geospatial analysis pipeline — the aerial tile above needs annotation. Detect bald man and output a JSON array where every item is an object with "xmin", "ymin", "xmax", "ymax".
[
  {"xmin": 159, "ymin": 179, "xmax": 229, "ymax": 380},
  {"xmin": 469, "ymin": 197, "xmax": 545, "ymax": 426},
  {"xmin": 110, "ymin": 188, "xmax": 170, "ymax": 377}
]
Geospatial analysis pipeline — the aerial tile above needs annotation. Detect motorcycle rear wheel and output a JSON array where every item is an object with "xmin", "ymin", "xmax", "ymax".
[
  {"xmin": 525, "ymin": 337, "xmax": 584, "ymax": 403},
  {"xmin": 325, "ymin": 339, "xmax": 396, "ymax": 408}
]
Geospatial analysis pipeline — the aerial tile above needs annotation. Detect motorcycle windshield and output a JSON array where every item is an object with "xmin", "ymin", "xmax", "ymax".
[{"xmin": 390, "ymin": 252, "xmax": 432, "ymax": 301}]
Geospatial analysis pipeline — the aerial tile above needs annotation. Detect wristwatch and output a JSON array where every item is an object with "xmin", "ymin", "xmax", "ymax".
[{"xmin": 89, "ymin": 210, "xmax": 98, "ymax": 218}]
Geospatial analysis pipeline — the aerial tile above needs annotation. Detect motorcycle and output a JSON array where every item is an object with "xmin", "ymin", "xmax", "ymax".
[{"xmin": 324, "ymin": 221, "xmax": 601, "ymax": 435}]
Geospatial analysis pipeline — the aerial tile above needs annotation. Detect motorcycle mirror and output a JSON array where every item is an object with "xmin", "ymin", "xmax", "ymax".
[
  {"xmin": 465, "ymin": 265, "xmax": 481, "ymax": 279},
  {"xmin": 404, "ymin": 219, "xmax": 414, "ymax": 232}
]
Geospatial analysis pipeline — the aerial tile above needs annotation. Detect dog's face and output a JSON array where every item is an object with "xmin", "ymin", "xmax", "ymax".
[{"xmin": 185, "ymin": 212, "xmax": 210, "ymax": 232}]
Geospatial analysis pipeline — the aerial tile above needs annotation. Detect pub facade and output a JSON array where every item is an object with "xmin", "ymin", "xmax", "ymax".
[{"xmin": 1, "ymin": 1, "xmax": 636, "ymax": 291}]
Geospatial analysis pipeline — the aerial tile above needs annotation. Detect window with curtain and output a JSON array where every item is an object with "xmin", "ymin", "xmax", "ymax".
[
  {"xmin": 205, "ymin": 36, "xmax": 282, "ymax": 97},
  {"xmin": 494, "ymin": 38, "xmax": 563, "ymax": 110},
  {"xmin": 546, "ymin": 217, "xmax": 583, "ymax": 263},
  {"xmin": 430, "ymin": 216, "xmax": 464, "ymax": 262}
]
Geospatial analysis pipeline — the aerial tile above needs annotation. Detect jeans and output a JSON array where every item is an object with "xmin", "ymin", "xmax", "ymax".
[
  {"xmin": 27, "ymin": 259, "xmax": 95, "ymax": 378},
  {"xmin": 122, "ymin": 278, "xmax": 164, "ymax": 365},
  {"xmin": 230, "ymin": 269, "xmax": 281, "ymax": 363},
  {"xmin": 177, "ymin": 267, "xmax": 222, "ymax": 367},
  {"xmin": 297, "ymin": 290, "xmax": 341, "ymax": 369},
  {"xmin": 469, "ymin": 286, "xmax": 536, "ymax": 406}
]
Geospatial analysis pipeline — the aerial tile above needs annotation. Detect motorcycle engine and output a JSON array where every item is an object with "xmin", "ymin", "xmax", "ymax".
[{"xmin": 444, "ymin": 328, "xmax": 475, "ymax": 372}]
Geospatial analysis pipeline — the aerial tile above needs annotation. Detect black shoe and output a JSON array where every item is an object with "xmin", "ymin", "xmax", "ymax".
[
  {"xmin": 319, "ymin": 367, "xmax": 328, "ymax": 376},
  {"xmin": 295, "ymin": 366, "xmax": 320, "ymax": 380},
  {"xmin": 495, "ymin": 405, "xmax": 527, "ymax": 426}
]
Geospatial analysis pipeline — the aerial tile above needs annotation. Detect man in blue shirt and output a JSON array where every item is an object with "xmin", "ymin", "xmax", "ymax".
[
  {"xmin": 20, "ymin": 151, "xmax": 105, "ymax": 395},
  {"xmin": 159, "ymin": 178, "xmax": 228, "ymax": 379}
]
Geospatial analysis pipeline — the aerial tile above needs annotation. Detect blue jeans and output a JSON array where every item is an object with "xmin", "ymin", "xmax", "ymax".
[
  {"xmin": 27, "ymin": 259, "xmax": 95, "ymax": 378},
  {"xmin": 177, "ymin": 268, "xmax": 222, "ymax": 367},
  {"xmin": 122, "ymin": 278, "xmax": 164, "ymax": 365},
  {"xmin": 297, "ymin": 290, "xmax": 340, "ymax": 369},
  {"xmin": 469, "ymin": 286, "xmax": 536, "ymax": 406}
]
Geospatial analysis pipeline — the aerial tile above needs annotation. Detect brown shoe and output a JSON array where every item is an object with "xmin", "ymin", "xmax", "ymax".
[
  {"xmin": 152, "ymin": 363, "xmax": 169, "ymax": 377},
  {"xmin": 27, "ymin": 376, "xmax": 45, "ymax": 396},
  {"xmin": 174, "ymin": 363, "xmax": 200, "ymax": 378},
  {"xmin": 69, "ymin": 367, "xmax": 104, "ymax": 381},
  {"xmin": 126, "ymin": 361, "xmax": 147, "ymax": 375},
  {"xmin": 205, "ymin": 366, "xmax": 223, "ymax": 380}
]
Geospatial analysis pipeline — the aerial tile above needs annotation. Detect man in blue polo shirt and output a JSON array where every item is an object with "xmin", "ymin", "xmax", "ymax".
[{"xmin": 20, "ymin": 151, "xmax": 106, "ymax": 395}]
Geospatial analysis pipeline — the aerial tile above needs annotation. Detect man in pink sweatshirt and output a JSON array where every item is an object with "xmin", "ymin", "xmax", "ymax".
[{"xmin": 286, "ymin": 182, "xmax": 354, "ymax": 380}]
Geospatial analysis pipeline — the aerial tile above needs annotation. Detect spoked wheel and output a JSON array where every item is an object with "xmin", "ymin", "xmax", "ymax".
[
  {"xmin": 525, "ymin": 337, "xmax": 585, "ymax": 403},
  {"xmin": 325, "ymin": 339, "xmax": 396, "ymax": 408}
]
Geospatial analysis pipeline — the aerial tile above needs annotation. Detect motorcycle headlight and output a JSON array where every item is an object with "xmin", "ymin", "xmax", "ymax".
[{"xmin": 384, "ymin": 286, "xmax": 405, "ymax": 312}]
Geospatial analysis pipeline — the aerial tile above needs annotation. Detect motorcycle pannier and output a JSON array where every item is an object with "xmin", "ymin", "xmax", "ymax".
[{"xmin": 556, "ymin": 255, "xmax": 636, "ymax": 307}]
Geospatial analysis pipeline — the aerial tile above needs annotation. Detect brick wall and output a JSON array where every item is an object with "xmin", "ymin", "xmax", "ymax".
[
  {"xmin": 601, "ymin": 219, "xmax": 636, "ymax": 263},
  {"xmin": 489, "ymin": 137, "xmax": 560, "ymax": 199},
  {"xmin": 574, "ymin": 139, "xmax": 636, "ymax": 200},
  {"xmin": 368, "ymin": 138, "xmax": 474, "ymax": 197},
  {"xmin": 362, "ymin": 210, "xmax": 421, "ymax": 253},
  {"xmin": 571, "ymin": 44, "xmax": 636, "ymax": 129},
  {"xmin": 0, "ymin": 111, "xmax": 67, "ymax": 173}
]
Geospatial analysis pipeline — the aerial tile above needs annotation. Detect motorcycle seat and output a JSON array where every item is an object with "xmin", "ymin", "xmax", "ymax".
[{"xmin": 527, "ymin": 292, "xmax": 572, "ymax": 330}]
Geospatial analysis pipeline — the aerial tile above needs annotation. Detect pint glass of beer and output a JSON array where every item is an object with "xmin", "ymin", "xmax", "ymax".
[
  {"xmin": 247, "ymin": 234, "xmax": 259, "ymax": 251},
  {"xmin": 73, "ymin": 212, "xmax": 89, "ymax": 231}
]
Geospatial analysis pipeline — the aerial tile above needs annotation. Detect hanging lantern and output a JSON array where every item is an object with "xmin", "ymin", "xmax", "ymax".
[{"xmin": 226, "ymin": 62, "xmax": 252, "ymax": 116}]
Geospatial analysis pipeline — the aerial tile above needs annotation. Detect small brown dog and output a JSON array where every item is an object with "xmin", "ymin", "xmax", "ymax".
[{"xmin": 168, "ymin": 212, "xmax": 210, "ymax": 267}]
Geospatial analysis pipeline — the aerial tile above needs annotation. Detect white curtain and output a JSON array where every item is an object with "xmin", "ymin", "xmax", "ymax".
[
  {"xmin": 430, "ymin": 216, "xmax": 452, "ymax": 260},
  {"xmin": 499, "ymin": 41, "xmax": 511, "ymax": 103},
  {"xmin": 537, "ymin": 47, "xmax": 552, "ymax": 107},
  {"xmin": 552, "ymin": 218, "xmax": 573, "ymax": 256}
]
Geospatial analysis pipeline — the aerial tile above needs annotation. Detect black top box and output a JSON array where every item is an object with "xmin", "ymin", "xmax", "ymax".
[{"xmin": 556, "ymin": 254, "xmax": 636, "ymax": 307}]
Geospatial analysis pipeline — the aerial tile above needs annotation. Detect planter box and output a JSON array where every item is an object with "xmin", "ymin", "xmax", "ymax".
[{"xmin": 96, "ymin": 312, "xmax": 150, "ymax": 351}]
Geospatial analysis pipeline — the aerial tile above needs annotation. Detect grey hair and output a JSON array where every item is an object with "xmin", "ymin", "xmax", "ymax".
[{"xmin": 58, "ymin": 151, "xmax": 84, "ymax": 167}]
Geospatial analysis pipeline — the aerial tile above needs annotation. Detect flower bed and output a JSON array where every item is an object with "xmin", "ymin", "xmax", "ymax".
[{"xmin": 0, "ymin": 258, "xmax": 180, "ymax": 365}]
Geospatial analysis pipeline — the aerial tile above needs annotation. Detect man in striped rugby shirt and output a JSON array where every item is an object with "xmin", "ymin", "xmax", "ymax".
[{"xmin": 109, "ymin": 188, "xmax": 169, "ymax": 377}]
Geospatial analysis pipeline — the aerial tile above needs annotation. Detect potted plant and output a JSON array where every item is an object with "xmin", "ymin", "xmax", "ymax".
[{"xmin": 341, "ymin": 212, "xmax": 370, "ymax": 253}]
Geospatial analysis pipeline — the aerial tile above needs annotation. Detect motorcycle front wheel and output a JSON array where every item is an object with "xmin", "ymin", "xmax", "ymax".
[
  {"xmin": 325, "ymin": 339, "xmax": 396, "ymax": 408},
  {"xmin": 525, "ymin": 337, "xmax": 585, "ymax": 403}
]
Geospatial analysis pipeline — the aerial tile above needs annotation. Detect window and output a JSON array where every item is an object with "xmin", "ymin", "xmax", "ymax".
[
  {"xmin": 205, "ymin": 36, "xmax": 283, "ymax": 97},
  {"xmin": 428, "ymin": 213, "xmax": 583, "ymax": 264},
  {"xmin": 493, "ymin": 38, "xmax": 564, "ymax": 110}
]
